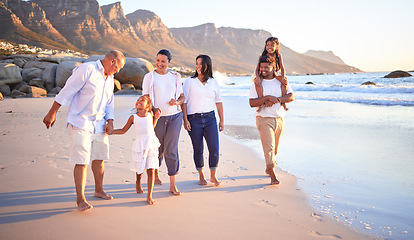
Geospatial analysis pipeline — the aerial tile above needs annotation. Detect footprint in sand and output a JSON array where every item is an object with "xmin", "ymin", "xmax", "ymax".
[
  {"xmin": 310, "ymin": 231, "xmax": 342, "ymax": 239},
  {"xmin": 223, "ymin": 175, "xmax": 236, "ymax": 181},
  {"xmin": 234, "ymin": 166, "xmax": 248, "ymax": 172},
  {"xmin": 311, "ymin": 212, "xmax": 323, "ymax": 222},
  {"xmin": 258, "ymin": 199, "xmax": 277, "ymax": 207},
  {"xmin": 254, "ymin": 186, "xmax": 266, "ymax": 191}
]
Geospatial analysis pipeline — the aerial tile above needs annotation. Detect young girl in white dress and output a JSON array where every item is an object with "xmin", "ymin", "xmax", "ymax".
[{"xmin": 114, "ymin": 95, "xmax": 160, "ymax": 205}]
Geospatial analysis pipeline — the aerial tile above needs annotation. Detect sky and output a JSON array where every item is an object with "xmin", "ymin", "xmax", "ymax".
[{"xmin": 97, "ymin": 0, "xmax": 414, "ymax": 72}]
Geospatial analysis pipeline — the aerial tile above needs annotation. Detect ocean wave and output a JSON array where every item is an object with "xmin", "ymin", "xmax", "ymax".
[
  {"xmin": 217, "ymin": 73, "xmax": 414, "ymax": 106},
  {"xmin": 291, "ymin": 84, "xmax": 414, "ymax": 94},
  {"xmin": 296, "ymin": 95, "xmax": 414, "ymax": 106}
]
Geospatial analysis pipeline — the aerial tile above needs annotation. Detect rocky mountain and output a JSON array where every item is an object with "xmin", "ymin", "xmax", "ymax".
[
  {"xmin": 172, "ymin": 23, "xmax": 360, "ymax": 74},
  {"xmin": 126, "ymin": 9, "xmax": 175, "ymax": 45},
  {"xmin": 303, "ymin": 50, "xmax": 346, "ymax": 65},
  {"xmin": 0, "ymin": 1, "xmax": 76, "ymax": 50},
  {"xmin": 0, "ymin": 0, "xmax": 360, "ymax": 74}
]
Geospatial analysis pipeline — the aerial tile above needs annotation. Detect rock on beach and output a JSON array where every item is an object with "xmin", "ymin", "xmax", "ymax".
[
  {"xmin": 0, "ymin": 54, "xmax": 154, "ymax": 98},
  {"xmin": 0, "ymin": 63, "xmax": 23, "ymax": 85},
  {"xmin": 84, "ymin": 56, "xmax": 154, "ymax": 89},
  {"xmin": 384, "ymin": 70, "xmax": 412, "ymax": 78}
]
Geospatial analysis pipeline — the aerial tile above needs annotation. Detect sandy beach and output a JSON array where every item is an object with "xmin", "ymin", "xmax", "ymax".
[{"xmin": 0, "ymin": 96, "xmax": 375, "ymax": 240}]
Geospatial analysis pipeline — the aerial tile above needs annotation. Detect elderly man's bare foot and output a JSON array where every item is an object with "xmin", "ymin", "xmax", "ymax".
[
  {"xmin": 94, "ymin": 191, "xmax": 113, "ymax": 200},
  {"xmin": 147, "ymin": 197, "xmax": 156, "ymax": 205},
  {"xmin": 77, "ymin": 200, "xmax": 93, "ymax": 211},
  {"xmin": 210, "ymin": 177, "xmax": 221, "ymax": 186}
]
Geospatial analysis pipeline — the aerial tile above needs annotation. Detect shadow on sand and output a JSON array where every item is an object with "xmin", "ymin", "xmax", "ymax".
[{"xmin": 0, "ymin": 174, "xmax": 272, "ymax": 224}]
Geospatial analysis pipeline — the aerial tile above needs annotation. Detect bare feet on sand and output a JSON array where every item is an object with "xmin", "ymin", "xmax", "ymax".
[
  {"xmin": 198, "ymin": 171, "xmax": 207, "ymax": 185},
  {"xmin": 94, "ymin": 191, "xmax": 113, "ymax": 200},
  {"xmin": 271, "ymin": 178, "xmax": 280, "ymax": 185},
  {"xmin": 147, "ymin": 197, "xmax": 156, "ymax": 205},
  {"xmin": 266, "ymin": 168, "xmax": 280, "ymax": 185},
  {"xmin": 169, "ymin": 186, "xmax": 182, "ymax": 196},
  {"xmin": 155, "ymin": 178, "xmax": 162, "ymax": 185},
  {"xmin": 209, "ymin": 169, "xmax": 221, "ymax": 186},
  {"xmin": 77, "ymin": 200, "xmax": 93, "ymax": 211},
  {"xmin": 136, "ymin": 185, "xmax": 144, "ymax": 194},
  {"xmin": 210, "ymin": 177, "xmax": 221, "ymax": 186},
  {"xmin": 199, "ymin": 178, "xmax": 208, "ymax": 185}
]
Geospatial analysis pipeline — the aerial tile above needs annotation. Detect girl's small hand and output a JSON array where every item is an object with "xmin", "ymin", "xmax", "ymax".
[
  {"xmin": 154, "ymin": 108, "xmax": 161, "ymax": 119},
  {"xmin": 265, "ymin": 100, "xmax": 274, "ymax": 107},
  {"xmin": 276, "ymin": 75, "xmax": 288, "ymax": 86},
  {"xmin": 105, "ymin": 120, "xmax": 114, "ymax": 135}
]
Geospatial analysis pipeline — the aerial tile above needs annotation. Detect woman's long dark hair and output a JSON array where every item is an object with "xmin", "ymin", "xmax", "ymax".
[
  {"xmin": 191, "ymin": 55, "xmax": 213, "ymax": 82},
  {"xmin": 261, "ymin": 37, "xmax": 281, "ymax": 72}
]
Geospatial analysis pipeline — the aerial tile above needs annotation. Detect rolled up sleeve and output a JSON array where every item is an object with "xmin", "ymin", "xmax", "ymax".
[{"xmin": 105, "ymin": 94, "xmax": 115, "ymax": 121}]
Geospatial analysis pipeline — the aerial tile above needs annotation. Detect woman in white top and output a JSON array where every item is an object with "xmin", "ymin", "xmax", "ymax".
[
  {"xmin": 142, "ymin": 49, "xmax": 184, "ymax": 196},
  {"xmin": 182, "ymin": 55, "xmax": 224, "ymax": 186}
]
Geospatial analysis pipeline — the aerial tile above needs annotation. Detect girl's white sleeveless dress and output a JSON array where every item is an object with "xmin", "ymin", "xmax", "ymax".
[{"xmin": 130, "ymin": 114, "xmax": 160, "ymax": 174}]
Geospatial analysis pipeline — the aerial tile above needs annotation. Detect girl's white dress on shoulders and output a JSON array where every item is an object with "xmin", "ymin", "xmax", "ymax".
[{"xmin": 130, "ymin": 114, "xmax": 160, "ymax": 174}]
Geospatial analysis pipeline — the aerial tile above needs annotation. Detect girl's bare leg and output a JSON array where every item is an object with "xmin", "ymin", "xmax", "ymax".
[
  {"xmin": 154, "ymin": 169, "xmax": 162, "ymax": 185},
  {"xmin": 146, "ymin": 169, "xmax": 156, "ymax": 205},
  {"xmin": 136, "ymin": 172, "xmax": 144, "ymax": 193}
]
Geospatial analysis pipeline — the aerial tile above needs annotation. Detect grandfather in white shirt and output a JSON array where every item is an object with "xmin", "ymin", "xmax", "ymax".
[{"xmin": 43, "ymin": 50, "xmax": 125, "ymax": 211}]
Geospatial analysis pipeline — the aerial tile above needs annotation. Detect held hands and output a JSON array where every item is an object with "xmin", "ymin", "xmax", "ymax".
[
  {"xmin": 263, "ymin": 96, "xmax": 281, "ymax": 107},
  {"xmin": 105, "ymin": 120, "xmax": 114, "ymax": 135}
]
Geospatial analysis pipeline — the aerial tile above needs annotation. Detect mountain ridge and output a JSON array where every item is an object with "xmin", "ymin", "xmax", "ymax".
[{"xmin": 0, "ymin": 0, "xmax": 361, "ymax": 74}]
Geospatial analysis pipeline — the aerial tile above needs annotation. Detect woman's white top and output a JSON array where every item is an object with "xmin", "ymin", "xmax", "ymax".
[
  {"xmin": 142, "ymin": 71, "xmax": 183, "ymax": 117},
  {"xmin": 183, "ymin": 77, "xmax": 222, "ymax": 115}
]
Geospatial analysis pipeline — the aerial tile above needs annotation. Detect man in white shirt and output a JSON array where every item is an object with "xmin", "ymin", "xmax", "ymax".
[
  {"xmin": 249, "ymin": 55, "xmax": 294, "ymax": 185},
  {"xmin": 43, "ymin": 50, "xmax": 125, "ymax": 211}
]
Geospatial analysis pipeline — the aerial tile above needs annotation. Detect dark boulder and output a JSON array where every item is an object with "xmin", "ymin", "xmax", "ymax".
[{"xmin": 384, "ymin": 70, "xmax": 412, "ymax": 78}]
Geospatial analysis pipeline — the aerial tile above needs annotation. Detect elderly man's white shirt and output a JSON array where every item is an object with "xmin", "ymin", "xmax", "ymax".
[{"xmin": 54, "ymin": 60, "xmax": 115, "ymax": 133}]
